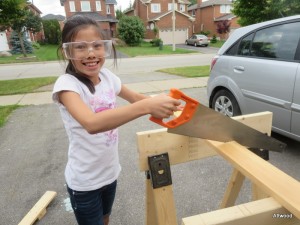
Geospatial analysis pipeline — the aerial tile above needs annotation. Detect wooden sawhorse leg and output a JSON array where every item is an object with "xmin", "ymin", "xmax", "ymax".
[{"xmin": 221, "ymin": 168, "xmax": 269, "ymax": 209}]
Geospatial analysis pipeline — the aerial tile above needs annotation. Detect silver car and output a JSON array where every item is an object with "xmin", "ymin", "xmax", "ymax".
[
  {"xmin": 185, "ymin": 34, "xmax": 209, "ymax": 47},
  {"xmin": 207, "ymin": 15, "xmax": 300, "ymax": 141}
]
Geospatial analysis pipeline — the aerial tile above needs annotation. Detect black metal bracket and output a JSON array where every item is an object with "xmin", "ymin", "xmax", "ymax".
[
  {"xmin": 147, "ymin": 153, "xmax": 172, "ymax": 189},
  {"xmin": 248, "ymin": 148, "xmax": 269, "ymax": 161}
]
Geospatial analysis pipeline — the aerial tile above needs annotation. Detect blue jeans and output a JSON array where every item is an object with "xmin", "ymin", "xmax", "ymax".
[{"xmin": 67, "ymin": 180, "xmax": 117, "ymax": 225}]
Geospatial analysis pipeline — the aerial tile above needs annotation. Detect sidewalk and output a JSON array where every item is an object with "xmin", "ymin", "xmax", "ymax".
[{"xmin": 0, "ymin": 77, "xmax": 208, "ymax": 106}]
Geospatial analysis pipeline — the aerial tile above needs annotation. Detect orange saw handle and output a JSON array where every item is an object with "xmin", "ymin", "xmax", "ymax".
[{"xmin": 149, "ymin": 88, "xmax": 199, "ymax": 128}]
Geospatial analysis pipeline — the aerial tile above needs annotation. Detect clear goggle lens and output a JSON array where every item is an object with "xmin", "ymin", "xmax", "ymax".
[{"xmin": 62, "ymin": 40, "xmax": 112, "ymax": 60}]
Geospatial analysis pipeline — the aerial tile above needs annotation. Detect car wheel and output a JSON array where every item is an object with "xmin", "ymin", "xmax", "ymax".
[
  {"xmin": 194, "ymin": 42, "xmax": 197, "ymax": 47},
  {"xmin": 212, "ymin": 89, "xmax": 241, "ymax": 117}
]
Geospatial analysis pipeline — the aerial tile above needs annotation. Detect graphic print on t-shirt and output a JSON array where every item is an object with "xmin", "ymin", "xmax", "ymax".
[{"xmin": 90, "ymin": 89, "xmax": 118, "ymax": 147}]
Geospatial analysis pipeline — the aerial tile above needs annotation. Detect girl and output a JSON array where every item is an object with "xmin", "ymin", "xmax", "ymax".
[{"xmin": 52, "ymin": 15, "xmax": 180, "ymax": 225}]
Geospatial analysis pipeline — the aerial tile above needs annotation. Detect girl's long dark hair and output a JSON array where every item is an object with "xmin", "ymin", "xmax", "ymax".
[{"xmin": 58, "ymin": 15, "xmax": 117, "ymax": 93}]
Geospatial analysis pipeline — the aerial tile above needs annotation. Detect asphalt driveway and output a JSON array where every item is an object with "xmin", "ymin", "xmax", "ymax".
[{"xmin": 1, "ymin": 87, "xmax": 300, "ymax": 225}]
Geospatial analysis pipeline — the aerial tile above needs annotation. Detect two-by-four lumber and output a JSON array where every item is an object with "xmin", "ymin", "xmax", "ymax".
[
  {"xmin": 18, "ymin": 191, "xmax": 57, "ymax": 225},
  {"xmin": 182, "ymin": 197, "xmax": 300, "ymax": 225},
  {"xmin": 206, "ymin": 141, "xmax": 300, "ymax": 219},
  {"xmin": 220, "ymin": 169, "xmax": 270, "ymax": 209},
  {"xmin": 220, "ymin": 168, "xmax": 245, "ymax": 208},
  {"xmin": 137, "ymin": 112, "xmax": 273, "ymax": 172}
]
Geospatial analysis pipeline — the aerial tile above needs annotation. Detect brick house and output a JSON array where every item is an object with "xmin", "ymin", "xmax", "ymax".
[
  {"xmin": 124, "ymin": 0, "xmax": 195, "ymax": 45},
  {"xmin": 60, "ymin": 0, "xmax": 118, "ymax": 38},
  {"xmin": 188, "ymin": 0, "xmax": 240, "ymax": 40},
  {"xmin": 0, "ymin": 3, "xmax": 44, "ymax": 52}
]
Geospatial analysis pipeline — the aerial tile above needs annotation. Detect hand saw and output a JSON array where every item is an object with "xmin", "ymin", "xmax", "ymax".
[{"xmin": 150, "ymin": 89, "xmax": 286, "ymax": 152}]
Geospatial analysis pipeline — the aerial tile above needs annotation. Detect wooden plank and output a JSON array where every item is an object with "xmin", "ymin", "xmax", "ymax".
[
  {"xmin": 220, "ymin": 169, "xmax": 245, "ymax": 208},
  {"xmin": 145, "ymin": 178, "xmax": 158, "ymax": 225},
  {"xmin": 152, "ymin": 185, "xmax": 178, "ymax": 225},
  {"xmin": 252, "ymin": 183, "xmax": 269, "ymax": 201},
  {"xmin": 18, "ymin": 191, "xmax": 57, "ymax": 225},
  {"xmin": 137, "ymin": 129, "xmax": 217, "ymax": 171},
  {"xmin": 207, "ymin": 141, "xmax": 300, "ymax": 219},
  {"xmin": 183, "ymin": 197, "xmax": 300, "ymax": 225},
  {"xmin": 137, "ymin": 112, "xmax": 273, "ymax": 171}
]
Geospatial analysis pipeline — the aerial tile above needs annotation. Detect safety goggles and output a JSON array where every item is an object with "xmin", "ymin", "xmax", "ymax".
[{"xmin": 62, "ymin": 40, "xmax": 112, "ymax": 60}]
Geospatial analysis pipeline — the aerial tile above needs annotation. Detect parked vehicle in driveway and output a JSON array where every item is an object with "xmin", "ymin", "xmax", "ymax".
[
  {"xmin": 185, "ymin": 34, "xmax": 209, "ymax": 47},
  {"xmin": 207, "ymin": 15, "xmax": 300, "ymax": 142}
]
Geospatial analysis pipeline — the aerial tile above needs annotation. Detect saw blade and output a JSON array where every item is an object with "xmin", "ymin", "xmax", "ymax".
[{"xmin": 168, "ymin": 104, "xmax": 286, "ymax": 152}]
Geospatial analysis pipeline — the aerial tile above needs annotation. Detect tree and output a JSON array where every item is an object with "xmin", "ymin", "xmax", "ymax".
[
  {"xmin": 117, "ymin": 16, "xmax": 145, "ymax": 46},
  {"xmin": 0, "ymin": 0, "xmax": 42, "ymax": 57},
  {"xmin": 42, "ymin": 20, "xmax": 61, "ymax": 44},
  {"xmin": 232, "ymin": 0, "xmax": 300, "ymax": 26},
  {"xmin": 116, "ymin": 8, "xmax": 125, "ymax": 20},
  {"xmin": 10, "ymin": 31, "xmax": 33, "ymax": 54},
  {"xmin": 232, "ymin": 0, "xmax": 268, "ymax": 26},
  {"xmin": 189, "ymin": 0, "xmax": 197, "ymax": 6},
  {"xmin": 0, "ymin": 0, "xmax": 27, "ymax": 30},
  {"xmin": 216, "ymin": 20, "xmax": 231, "ymax": 35}
]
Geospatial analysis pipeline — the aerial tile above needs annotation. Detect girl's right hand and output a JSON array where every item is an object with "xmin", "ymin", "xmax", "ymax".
[{"xmin": 146, "ymin": 93, "xmax": 181, "ymax": 119}]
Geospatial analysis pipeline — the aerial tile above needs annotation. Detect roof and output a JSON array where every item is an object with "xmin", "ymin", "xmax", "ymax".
[
  {"xmin": 140, "ymin": 0, "xmax": 190, "ymax": 4},
  {"xmin": 60, "ymin": 0, "xmax": 117, "ymax": 6},
  {"xmin": 42, "ymin": 14, "xmax": 66, "ymax": 21},
  {"xmin": 105, "ymin": 0, "xmax": 117, "ymax": 4},
  {"xmin": 148, "ymin": 10, "xmax": 195, "ymax": 22},
  {"xmin": 123, "ymin": 8, "xmax": 134, "ymax": 14},
  {"xmin": 68, "ymin": 12, "xmax": 118, "ymax": 22},
  {"xmin": 28, "ymin": 3, "xmax": 42, "ymax": 14},
  {"xmin": 214, "ymin": 13, "xmax": 236, "ymax": 21},
  {"xmin": 188, "ymin": 0, "xmax": 233, "ymax": 11}
]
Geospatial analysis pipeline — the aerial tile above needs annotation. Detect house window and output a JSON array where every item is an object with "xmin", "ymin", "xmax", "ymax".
[
  {"xmin": 168, "ymin": 3, "xmax": 177, "ymax": 11},
  {"xmin": 220, "ymin": 5, "xmax": 231, "ymax": 13},
  {"xmin": 192, "ymin": 9, "xmax": 196, "ymax": 16},
  {"xmin": 180, "ymin": 4, "xmax": 185, "ymax": 12},
  {"xmin": 96, "ymin": 1, "xmax": 101, "ymax": 11},
  {"xmin": 69, "ymin": 1, "xmax": 75, "ymax": 12},
  {"xmin": 106, "ymin": 5, "xmax": 111, "ymax": 14},
  {"xmin": 151, "ymin": 4, "xmax": 161, "ymax": 13},
  {"xmin": 81, "ymin": 1, "xmax": 91, "ymax": 12}
]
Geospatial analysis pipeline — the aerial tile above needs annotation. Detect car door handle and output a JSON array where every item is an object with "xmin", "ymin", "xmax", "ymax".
[{"xmin": 233, "ymin": 66, "xmax": 245, "ymax": 72}]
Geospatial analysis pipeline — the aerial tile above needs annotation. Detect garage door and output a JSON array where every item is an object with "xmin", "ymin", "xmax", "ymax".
[
  {"xmin": 159, "ymin": 28, "xmax": 188, "ymax": 45},
  {"xmin": 0, "ymin": 32, "xmax": 9, "ymax": 52}
]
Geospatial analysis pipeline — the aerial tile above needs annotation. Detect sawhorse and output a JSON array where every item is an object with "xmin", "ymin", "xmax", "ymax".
[{"xmin": 137, "ymin": 112, "xmax": 300, "ymax": 225}]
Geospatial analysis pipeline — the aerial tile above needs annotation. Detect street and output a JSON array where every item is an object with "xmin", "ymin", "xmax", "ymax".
[{"xmin": 0, "ymin": 53, "xmax": 215, "ymax": 80}]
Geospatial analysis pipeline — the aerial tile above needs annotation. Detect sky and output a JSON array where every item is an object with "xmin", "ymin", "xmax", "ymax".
[{"xmin": 31, "ymin": 0, "xmax": 132, "ymax": 16}]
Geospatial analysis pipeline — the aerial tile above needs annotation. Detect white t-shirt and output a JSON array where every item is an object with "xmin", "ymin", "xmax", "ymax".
[{"xmin": 52, "ymin": 68, "xmax": 122, "ymax": 191}]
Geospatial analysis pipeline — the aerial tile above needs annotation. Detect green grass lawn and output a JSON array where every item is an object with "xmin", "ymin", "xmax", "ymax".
[
  {"xmin": 0, "ymin": 45, "xmax": 59, "ymax": 64},
  {"xmin": 209, "ymin": 40, "xmax": 225, "ymax": 48},
  {"xmin": 158, "ymin": 65, "xmax": 210, "ymax": 77},
  {"xmin": 0, "ymin": 105, "xmax": 21, "ymax": 127},
  {"xmin": 116, "ymin": 41, "xmax": 198, "ymax": 57},
  {"xmin": 0, "ymin": 77, "xmax": 57, "ymax": 96},
  {"xmin": 0, "ymin": 76, "xmax": 58, "ymax": 127}
]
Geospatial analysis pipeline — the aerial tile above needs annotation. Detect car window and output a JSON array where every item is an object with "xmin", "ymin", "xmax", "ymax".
[
  {"xmin": 226, "ymin": 21, "xmax": 300, "ymax": 61},
  {"xmin": 237, "ymin": 33, "xmax": 254, "ymax": 56},
  {"xmin": 251, "ymin": 22, "xmax": 300, "ymax": 60}
]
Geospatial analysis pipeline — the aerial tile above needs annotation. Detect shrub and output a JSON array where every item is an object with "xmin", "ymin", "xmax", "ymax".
[
  {"xmin": 210, "ymin": 34, "xmax": 217, "ymax": 44},
  {"xmin": 42, "ymin": 19, "xmax": 62, "ymax": 45},
  {"xmin": 117, "ymin": 16, "xmax": 145, "ymax": 46},
  {"xmin": 32, "ymin": 42, "xmax": 40, "ymax": 49},
  {"xmin": 200, "ymin": 30, "xmax": 210, "ymax": 36},
  {"xmin": 150, "ymin": 38, "xmax": 162, "ymax": 47}
]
